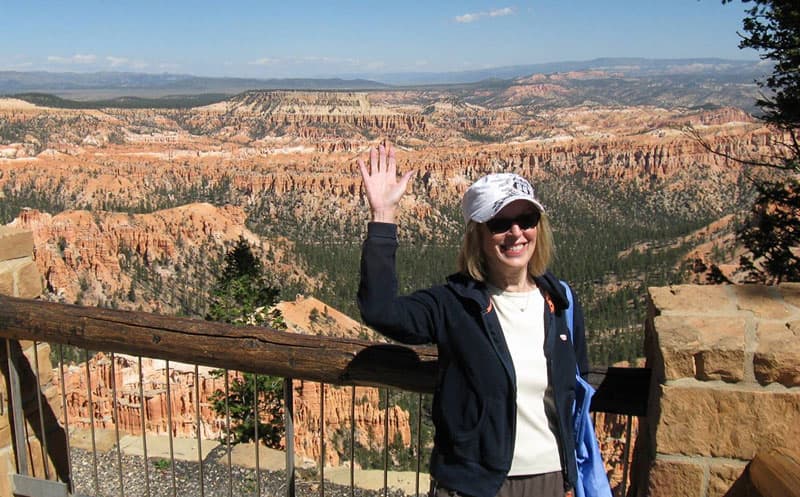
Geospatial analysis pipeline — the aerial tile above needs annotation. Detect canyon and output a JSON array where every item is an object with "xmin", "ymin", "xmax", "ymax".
[{"xmin": 0, "ymin": 75, "xmax": 787, "ymax": 492}]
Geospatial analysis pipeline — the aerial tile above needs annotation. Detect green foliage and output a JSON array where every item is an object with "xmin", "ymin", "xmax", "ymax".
[
  {"xmin": 737, "ymin": 178, "xmax": 800, "ymax": 282},
  {"xmin": 209, "ymin": 372, "xmax": 284, "ymax": 447},
  {"xmin": 727, "ymin": 0, "xmax": 800, "ymax": 131},
  {"xmin": 206, "ymin": 238, "xmax": 286, "ymax": 447},
  {"xmin": 205, "ymin": 238, "xmax": 283, "ymax": 326},
  {"xmin": 152, "ymin": 458, "xmax": 170, "ymax": 471},
  {"xmin": 723, "ymin": 0, "xmax": 800, "ymax": 282}
]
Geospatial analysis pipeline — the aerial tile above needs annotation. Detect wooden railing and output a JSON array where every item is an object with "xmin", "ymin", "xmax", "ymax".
[
  {"xmin": 0, "ymin": 294, "xmax": 438, "ymax": 392},
  {"xmin": 749, "ymin": 447, "xmax": 800, "ymax": 497},
  {"xmin": 0, "ymin": 293, "xmax": 646, "ymax": 497}
]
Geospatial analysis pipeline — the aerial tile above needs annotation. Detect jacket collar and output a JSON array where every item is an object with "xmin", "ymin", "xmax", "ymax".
[{"xmin": 446, "ymin": 270, "xmax": 570, "ymax": 313}]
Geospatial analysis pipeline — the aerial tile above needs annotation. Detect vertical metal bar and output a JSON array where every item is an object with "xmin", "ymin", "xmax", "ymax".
[
  {"xmin": 195, "ymin": 365, "xmax": 205, "ymax": 497},
  {"xmin": 225, "ymin": 370, "xmax": 233, "ymax": 497},
  {"xmin": 58, "ymin": 345, "xmax": 73, "ymax": 492},
  {"xmin": 84, "ymin": 349, "xmax": 100, "ymax": 496},
  {"xmin": 110, "ymin": 353, "xmax": 124, "ymax": 497},
  {"xmin": 6, "ymin": 339, "xmax": 29, "ymax": 476},
  {"xmin": 138, "ymin": 356, "xmax": 151, "ymax": 497},
  {"xmin": 383, "ymin": 388, "xmax": 389, "ymax": 497},
  {"xmin": 620, "ymin": 415, "xmax": 634, "ymax": 497},
  {"xmin": 320, "ymin": 382, "xmax": 325, "ymax": 497},
  {"xmin": 165, "ymin": 360, "xmax": 177, "ymax": 497},
  {"xmin": 33, "ymin": 342, "xmax": 51, "ymax": 479},
  {"xmin": 284, "ymin": 377, "xmax": 295, "ymax": 497},
  {"xmin": 416, "ymin": 393, "xmax": 423, "ymax": 497},
  {"xmin": 349, "ymin": 386, "xmax": 356, "ymax": 497},
  {"xmin": 254, "ymin": 374, "xmax": 261, "ymax": 497}
]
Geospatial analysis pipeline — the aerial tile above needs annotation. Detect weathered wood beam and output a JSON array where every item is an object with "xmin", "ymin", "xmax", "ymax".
[
  {"xmin": 0, "ymin": 295, "xmax": 438, "ymax": 393},
  {"xmin": 749, "ymin": 447, "xmax": 800, "ymax": 497}
]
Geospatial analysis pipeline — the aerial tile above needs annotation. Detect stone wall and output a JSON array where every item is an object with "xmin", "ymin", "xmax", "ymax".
[
  {"xmin": 0, "ymin": 226, "xmax": 67, "ymax": 496},
  {"xmin": 637, "ymin": 284, "xmax": 800, "ymax": 497}
]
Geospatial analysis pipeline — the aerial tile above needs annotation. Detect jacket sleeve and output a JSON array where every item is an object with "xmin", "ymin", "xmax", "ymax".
[
  {"xmin": 570, "ymin": 288, "xmax": 590, "ymax": 379},
  {"xmin": 357, "ymin": 222, "xmax": 440, "ymax": 345}
]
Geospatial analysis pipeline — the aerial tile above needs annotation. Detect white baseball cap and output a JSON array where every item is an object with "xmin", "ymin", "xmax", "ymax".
[{"xmin": 461, "ymin": 173, "xmax": 545, "ymax": 224}]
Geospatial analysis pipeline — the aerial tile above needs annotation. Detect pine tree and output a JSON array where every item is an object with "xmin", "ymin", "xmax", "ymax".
[
  {"xmin": 206, "ymin": 237, "xmax": 286, "ymax": 447},
  {"xmin": 724, "ymin": 0, "xmax": 800, "ymax": 282}
]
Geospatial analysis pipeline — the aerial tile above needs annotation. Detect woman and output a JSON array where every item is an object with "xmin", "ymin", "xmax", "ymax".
[{"xmin": 357, "ymin": 143, "xmax": 588, "ymax": 497}]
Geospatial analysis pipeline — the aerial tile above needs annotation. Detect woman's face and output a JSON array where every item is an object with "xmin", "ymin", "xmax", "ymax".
[{"xmin": 480, "ymin": 199, "xmax": 539, "ymax": 278}]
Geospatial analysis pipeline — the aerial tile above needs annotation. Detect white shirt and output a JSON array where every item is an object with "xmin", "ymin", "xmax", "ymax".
[{"xmin": 488, "ymin": 285, "xmax": 563, "ymax": 476}]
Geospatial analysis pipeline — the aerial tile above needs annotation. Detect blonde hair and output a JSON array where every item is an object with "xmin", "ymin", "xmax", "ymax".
[{"xmin": 456, "ymin": 213, "xmax": 554, "ymax": 281}]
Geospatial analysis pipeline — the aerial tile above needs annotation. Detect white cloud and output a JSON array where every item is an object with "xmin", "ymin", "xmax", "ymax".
[
  {"xmin": 455, "ymin": 13, "xmax": 481, "ymax": 23},
  {"xmin": 455, "ymin": 6, "xmax": 515, "ymax": 23},
  {"xmin": 489, "ymin": 7, "xmax": 514, "ymax": 17},
  {"xmin": 47, "ymin": 54, "xmax": 97, "ymax": 64},
  {"xmin": 106, "ymin": 56, "xmax": 129, "ymax": 67},
  {"xmin": 249, "ymin": 57, "xmax": 279, "ymax": 65}
]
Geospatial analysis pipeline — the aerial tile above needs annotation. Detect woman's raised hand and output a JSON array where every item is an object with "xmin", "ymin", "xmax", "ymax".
[{"xmin": 358, "ymin": 142, "xmax": 414, "ymax": 223}]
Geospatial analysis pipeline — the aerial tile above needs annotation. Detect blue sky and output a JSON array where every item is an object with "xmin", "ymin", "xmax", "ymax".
[{"xmin": 2, "ymin": 1, "xmax": 759, "ymax": 78}]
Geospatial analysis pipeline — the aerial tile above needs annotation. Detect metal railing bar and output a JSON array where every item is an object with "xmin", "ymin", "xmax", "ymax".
[
  {"xmin": 350, "ymin": 386, "xmax": 356, "ymax": 497},
  {"xmin": 621, "ymin": 415, "xmax": 633, "ymax": 497},
  {"xmin": 320, "ymin": 381, "xmax": 325, "ymax": 497},
  {"xmin": 84, "ymin": 349, "xmax": 100, "ymax": 496},
  {"xmin": 254, "ymin": 374, "xmax": 261, "ymax": 497},
  {"xmin": 138, "ymin": 356, "xmax": 151, "ymax": 497},
  {"xmin": 225, "ymin": 370, "xmax": 232, "ymax": 497},
  {"xmin": 383, "ymin": 388, "xmax": 389, "ymax": 497},
  {"xmin": 57, "ymin": 345, "xmax": 73, "ymax": 492},
  {"xmin": 284, "ymin": 377, "xmax": 295, "ymax": 497},
  {"xmin": 416, "ymin": 392, "xmax": 423, "ymax": 497},
  {"xmin": 165, "ymin": 360, "xmax": 177, "ymax": 497},
  {"xmin": 195, "ymin": 364, "xmax": 205, "ymax": 497},
  {"xmin": 7, "ymin": 339, "xmax": 29, "ymax": 476},
  {"xmin": 33, "ymin": 341, "xmax": 51, "ymax": 480},
  {"xmin": 110, "ymin": 353, "xmax": 124, "ymax": 497}
]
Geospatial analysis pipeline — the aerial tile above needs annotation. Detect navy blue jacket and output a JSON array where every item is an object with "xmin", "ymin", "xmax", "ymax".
[{"xmin": 358, "ymin": 222, "xmax": 589, "ymax": 497}]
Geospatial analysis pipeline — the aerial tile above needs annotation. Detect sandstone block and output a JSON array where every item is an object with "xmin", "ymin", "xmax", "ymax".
[
  {"xmin": 0, "ymin": 448, "xmax": 14, "ymax": 497},
  {"xmin": 708, "ymin": 462, "xmax": 748, "ymax": 497},
  {"xmin": 22, "ymin": 342, "xmax": 53, "ymax": 386},
  {"xmin": 0, "ymin": 265, "xmax": 13, "ymax": 296},
  {"xmin": 15, "ymin": 258, "xmax": 42, "ymax": 298},
  {"xmin": 754, "ymin": 320, "xmax": 800, "ymax": 387},
  {"xmin": 651, "ymin": 315, "xmax": 746, "ymax": 382},
  {"xmin": 0, "ymin": 227, "xmax": 33, "ymax": 262},
  {"xmin": 734, "ymin": 285, "xmax": 793, "ymax": 319},
  {"xmin": 0, "ymin": 258, "xmax": 42, "ymax": 298},
  {"xmin": 779, "ymin": 282, "xmax": 800, "ymax": 311},
  {"xmin": 647, "ymin": 458, "xmax": 705, "ymax": 497},
  {"xmin": 0, "ymin": 419, "xmax": 9, "ymax": 448},
  {"xmin": 656, "ymin": 384, "xmax": 800, "ymax": 459},
  {"xmin": 649, "ymin": 285, "xmax": 736, "ymax": 315}
]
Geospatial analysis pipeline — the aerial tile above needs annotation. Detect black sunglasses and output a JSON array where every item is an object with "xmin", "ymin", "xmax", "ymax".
[{"xmin": 484, "ymin": 211, "xmax": 541, "ymax": 234}]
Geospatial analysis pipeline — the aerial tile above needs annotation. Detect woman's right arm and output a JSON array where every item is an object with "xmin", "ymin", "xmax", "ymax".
[
  {"xmin": 356, "ymin": 144, "xmax": 439, "ymax": 345},
  {"xmin": 358, "ymin": 221, "xmax": 440, "ymax": 344}
]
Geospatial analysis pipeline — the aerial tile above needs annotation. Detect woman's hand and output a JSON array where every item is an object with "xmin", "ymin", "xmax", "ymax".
[{"xmin": 358, "ymin": 142, "xmax": 414, "ymax": 223}]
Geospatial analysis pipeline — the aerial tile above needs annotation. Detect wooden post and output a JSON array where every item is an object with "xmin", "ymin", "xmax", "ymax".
[{"xmin": 749, "ymin": 447, "xmax": 800, "ymax": 497}]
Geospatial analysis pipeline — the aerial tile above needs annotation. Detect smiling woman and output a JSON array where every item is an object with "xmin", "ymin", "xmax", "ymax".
[{"xmin": 355, "ymin": 144, "xmax": 602, "ymax": 497}]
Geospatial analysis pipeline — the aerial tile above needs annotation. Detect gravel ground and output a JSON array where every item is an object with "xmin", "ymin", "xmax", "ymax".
[{"xmin": 69, "ymin": 445, "xmax": 419, "ymax": 497}]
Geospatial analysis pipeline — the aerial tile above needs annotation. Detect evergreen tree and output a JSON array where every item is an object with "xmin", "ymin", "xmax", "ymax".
[
  {"xmin": 725, "ymin": 0, "xmax": 800, "ymax": 282},
  {"xmin": 206, "ymin": 237, "xmax": 286, "ymax": 447}
]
